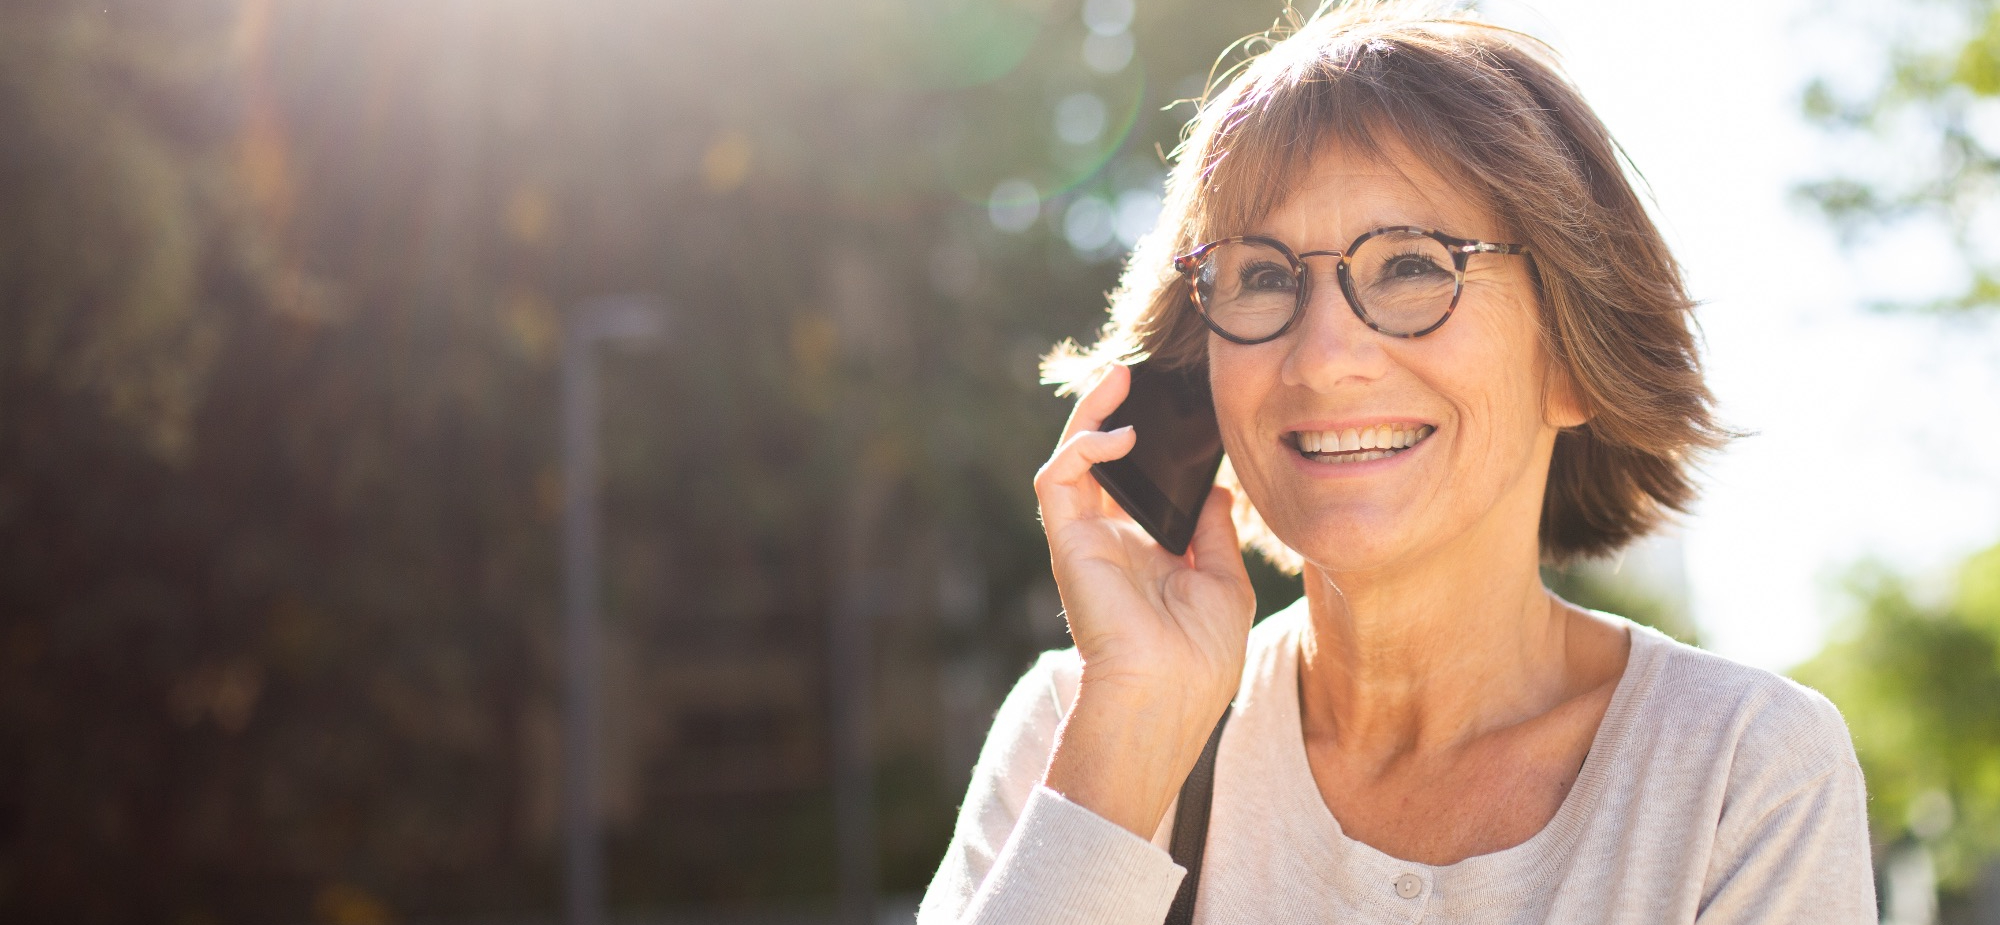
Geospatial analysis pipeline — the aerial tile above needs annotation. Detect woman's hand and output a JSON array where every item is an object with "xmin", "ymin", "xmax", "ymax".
[{"xmin": 1032, "ymin": 362, "xmax": 1256, "ymax": 838}]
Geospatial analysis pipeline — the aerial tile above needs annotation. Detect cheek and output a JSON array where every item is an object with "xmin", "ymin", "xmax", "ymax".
[
  {"xmin": 1206, "ymin": 340, "xmax": 1280, "ymax": 457},
  {"xmin": 1429, "ymin": 311, "xmax": 1556, "ymax": 454}
]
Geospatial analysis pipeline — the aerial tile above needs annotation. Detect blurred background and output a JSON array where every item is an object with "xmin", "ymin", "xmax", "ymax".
[{"xmin": 3, "ymin": 0, "xmax": 1999, "ymax": 922}]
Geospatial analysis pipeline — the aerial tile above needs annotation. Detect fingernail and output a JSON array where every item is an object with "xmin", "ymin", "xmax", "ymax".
[{"xmin": 1110, "ymin": 425, "xmax": 1134, "ymax": 436}]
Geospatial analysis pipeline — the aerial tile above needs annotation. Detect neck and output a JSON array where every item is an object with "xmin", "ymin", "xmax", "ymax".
[{"xmin": 1295, "ymin": 519, "xmax": 1576, "ymax": 769}]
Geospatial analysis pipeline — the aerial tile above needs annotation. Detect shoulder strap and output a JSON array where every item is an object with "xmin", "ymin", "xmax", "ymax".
[{"xmin": 1165, "ymin": 705, "xmax": 1232, "ymax": 925}]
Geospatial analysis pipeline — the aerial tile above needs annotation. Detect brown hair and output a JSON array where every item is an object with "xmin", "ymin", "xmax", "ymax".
[{"xmin": 1044, "ymin": 0, "xmax": 1731, "ymax": 569}]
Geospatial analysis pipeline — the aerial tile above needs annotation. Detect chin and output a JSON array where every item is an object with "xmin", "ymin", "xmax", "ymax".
[{"xmin": 1266, "ymin": 514, "xmax": 1414, "ymax": 576}]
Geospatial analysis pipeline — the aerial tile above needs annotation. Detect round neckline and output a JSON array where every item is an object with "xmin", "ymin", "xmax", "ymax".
[{"xmin": 1245, "ymin": 603, "xmax": 1666, "ymax": 914}]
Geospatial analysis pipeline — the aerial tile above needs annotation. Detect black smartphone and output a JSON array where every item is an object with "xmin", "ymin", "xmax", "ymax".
[{"xmin": 1090, "ymin": 360, "xmax": 1226, "ymax": 556}]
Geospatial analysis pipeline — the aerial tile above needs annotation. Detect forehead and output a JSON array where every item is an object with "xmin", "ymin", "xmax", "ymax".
[{"xmin": 1250, "ymin": 138, "xmax": 1501, "ymax": 246}]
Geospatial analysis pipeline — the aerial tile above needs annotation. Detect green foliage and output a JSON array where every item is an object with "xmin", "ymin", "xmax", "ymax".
[
  {"xmin": 1797, "ymin": 0, "xmax": 2000, "ymax": 314},
  {"xmin": 0, "ymin": 2, "xmax": 243, "ymax": 461},
  {"xmin": 1957, "ymin": 6, "xmax": 2000, "ymax": 96},
  {"xmin": 1792, "ymin": 544, "xmax": 2000, "ymax": 890},
  {"xmin": 1794, "ymin": 0, "xmax": 2000, "ymax": 896}
]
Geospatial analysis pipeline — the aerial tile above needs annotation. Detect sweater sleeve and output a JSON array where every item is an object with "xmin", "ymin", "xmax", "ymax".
[
  {"xmin": 1694, "ymin": 691, "xmax": 1878, "ymax": 925},
  {"xmin": 916, "ymin": 650, "xmax": 1187, "ymax": 925}
]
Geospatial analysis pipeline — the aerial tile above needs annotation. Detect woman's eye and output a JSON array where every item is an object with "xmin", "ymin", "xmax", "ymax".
[
  {"xmin": 1240, "ymin": 263, "xmax": 1297, "ymax": 292},
  {"xmin": 1382, "ymin": 254, "xmax": 1448, "ymax": 279}
]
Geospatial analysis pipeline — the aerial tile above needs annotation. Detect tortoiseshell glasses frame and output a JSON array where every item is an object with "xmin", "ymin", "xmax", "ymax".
[{"xmin": 1170, "ymin": 226, "xmax": 1532, "ymax": 344}]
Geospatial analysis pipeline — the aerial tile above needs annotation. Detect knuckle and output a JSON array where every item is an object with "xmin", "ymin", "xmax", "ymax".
[{"xmin": 1033, "ymin": 459, "xmax": 1064, "ymax": 492}]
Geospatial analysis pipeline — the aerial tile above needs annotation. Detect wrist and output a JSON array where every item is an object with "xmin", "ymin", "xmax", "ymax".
[
  {"xmin": 1041, "ymin": 679, "xmax": 1227, "ymax": 839},
  {"xmin": 1076, "ymin": 658, "xmax": 1238, "ymax": 731}
]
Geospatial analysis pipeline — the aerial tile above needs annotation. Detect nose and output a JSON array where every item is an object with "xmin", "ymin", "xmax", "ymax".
[{"xmin": 1279, "ymin": 263, "xmax": 1392, "ymax": 392}]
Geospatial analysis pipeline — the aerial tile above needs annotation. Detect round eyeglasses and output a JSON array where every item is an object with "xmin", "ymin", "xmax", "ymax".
[{"xmin": 1171, "ymin": 227, "xmax": 1532, "ymax": 343}]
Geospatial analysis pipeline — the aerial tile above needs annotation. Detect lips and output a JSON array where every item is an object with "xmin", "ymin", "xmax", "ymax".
[{"xmin": 1286, "ymin": 423, "xmax": 1435, "ymax": 464}]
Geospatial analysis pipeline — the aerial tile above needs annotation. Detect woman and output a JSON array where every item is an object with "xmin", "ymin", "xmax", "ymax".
[{"xmin": 920, "ymin": 4, "xmax": 1874, "ymax": 924}]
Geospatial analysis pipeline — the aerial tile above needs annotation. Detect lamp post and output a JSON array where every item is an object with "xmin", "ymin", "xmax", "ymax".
[{"xmin": 561, "ymin": 296, "xmax": 668, "ymax": 925}]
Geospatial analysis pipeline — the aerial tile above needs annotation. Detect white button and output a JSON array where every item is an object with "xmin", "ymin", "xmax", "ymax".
[{"xmin": 1394, "ymin": 872, "xmax": 1423, "ymax": 899}]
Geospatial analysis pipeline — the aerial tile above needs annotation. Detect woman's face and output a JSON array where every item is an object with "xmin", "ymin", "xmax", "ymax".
[{"xmin": 1209, "ymin": 141, "xmax": 1585, "ymax": 574}]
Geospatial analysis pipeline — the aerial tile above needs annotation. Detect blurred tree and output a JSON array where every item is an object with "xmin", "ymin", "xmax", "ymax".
[
  {"xmin": 1791, "ymin": 4, "xmax": 2000, "ymax": 915},
  {"xmin": 1796, "ymin": 0, "xmax": 2000, "ymax": 313},
  {"xmin": 0, "ymin": 0, "xmax": 1287, "ymax": 922},
  {"xmin": 1791, "ymin": 543, "xmax": 2000, "ymax": 900},
  {"xmin": 0, "ymin": 1, "xmax": 240, "ymax": 462}
]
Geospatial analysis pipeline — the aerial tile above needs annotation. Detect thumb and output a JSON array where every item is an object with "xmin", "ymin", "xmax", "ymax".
[{"xmin": 1187, "ymin": 484, "xmax": 1248, "ymax": 580}]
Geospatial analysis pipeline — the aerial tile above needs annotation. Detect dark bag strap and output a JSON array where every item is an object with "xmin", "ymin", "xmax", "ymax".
[{"xmin": 1164, "ymin": 705, "xmax": 1232, "ymax": 925}]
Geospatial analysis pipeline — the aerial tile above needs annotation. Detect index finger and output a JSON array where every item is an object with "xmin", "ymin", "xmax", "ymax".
[{"xmin": 1060, "ymin": 362, "xmax": 1131, "ymax": 445}]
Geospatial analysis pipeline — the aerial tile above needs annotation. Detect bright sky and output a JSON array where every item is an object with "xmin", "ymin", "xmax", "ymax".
[{"xmin": 1480, "ymin": 0, "xmax": 2000, "ymax": 671}]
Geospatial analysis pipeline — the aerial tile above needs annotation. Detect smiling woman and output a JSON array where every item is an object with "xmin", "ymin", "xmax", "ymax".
[
  {"xmin": 918, "ymin": 2, "xmax": 1876, "ymax": 924},
  {"xmin": 1201, "ymin": 140, "xmax": 1585, "ymax": 585}
]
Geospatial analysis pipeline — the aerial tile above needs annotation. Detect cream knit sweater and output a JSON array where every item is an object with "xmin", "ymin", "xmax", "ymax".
[{"xmin": 919, "ymin": 601, "xmax": 1876, "ymax": 924}]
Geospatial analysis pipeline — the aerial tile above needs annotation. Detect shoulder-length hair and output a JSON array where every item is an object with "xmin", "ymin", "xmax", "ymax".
[{"xmin": 1044, "ymin": 0, "xmax": 1731, "ymax": 569}]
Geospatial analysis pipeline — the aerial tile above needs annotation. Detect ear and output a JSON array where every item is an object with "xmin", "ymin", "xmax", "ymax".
[{"xmin": 1541, "ymin": 359, "xmax": 1592, "ymax": 430}]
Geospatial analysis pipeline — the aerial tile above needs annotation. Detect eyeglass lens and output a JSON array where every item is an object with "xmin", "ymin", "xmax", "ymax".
[{"xmin": 1192, "ymin": 231, "xmax": 1458, "ymax": 340}]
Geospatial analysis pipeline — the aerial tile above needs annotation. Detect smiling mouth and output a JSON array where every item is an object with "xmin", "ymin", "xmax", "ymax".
[{"xmin": 1286, "ymin": 423, "xmax": 1436, "ymax": 464}]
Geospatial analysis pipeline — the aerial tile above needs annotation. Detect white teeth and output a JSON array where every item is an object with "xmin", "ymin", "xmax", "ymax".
[{"xmin": 1292, "ymin": 423, "xmax": 1434, "ymax": 459}]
